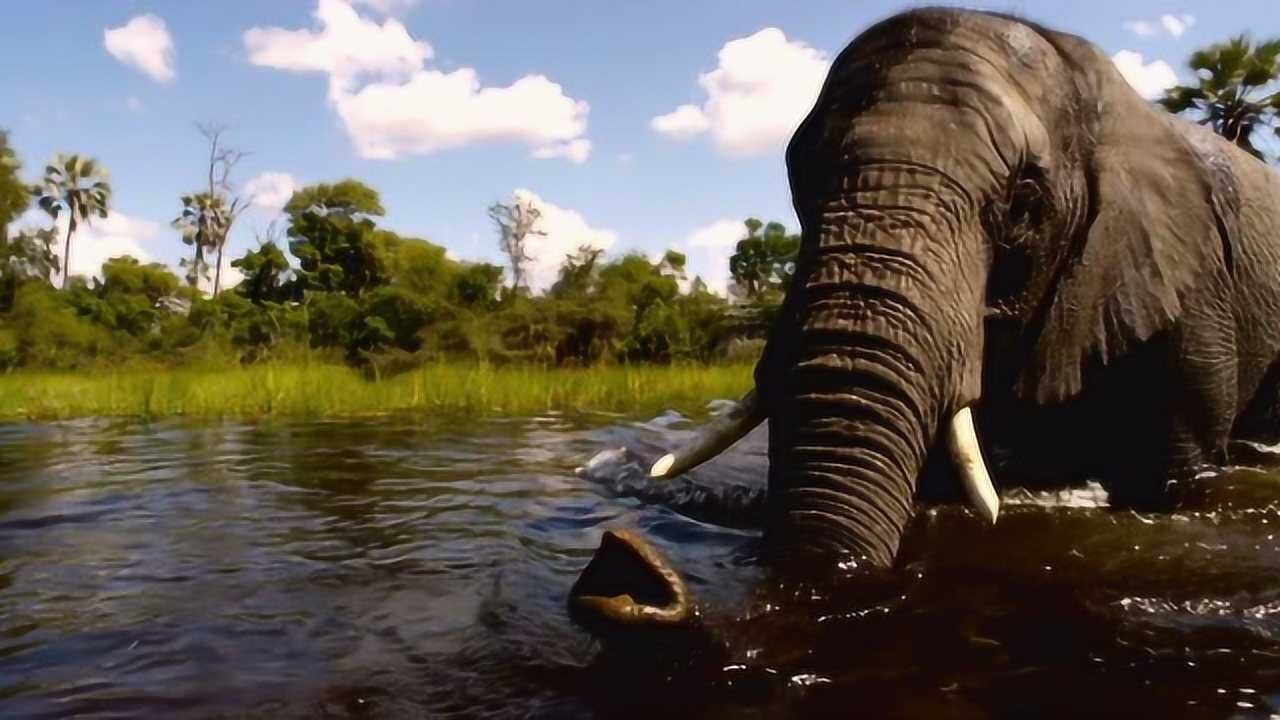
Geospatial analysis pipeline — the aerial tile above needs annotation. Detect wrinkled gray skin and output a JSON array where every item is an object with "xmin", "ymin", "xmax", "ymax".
[{"xmin": 572, "ymin": 8, "xmax": 1280, "ymax": 634}]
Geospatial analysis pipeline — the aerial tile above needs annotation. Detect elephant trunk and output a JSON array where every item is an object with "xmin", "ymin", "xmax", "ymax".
[{"xmin": 762, "ymin": 167, "xmax": 993, "ymax": 567}]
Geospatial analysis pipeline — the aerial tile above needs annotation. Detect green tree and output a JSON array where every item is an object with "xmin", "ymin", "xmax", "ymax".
[
  {"xmin": 1160, "ymin": 35, "xmax": 1280, "ymax": 160},
  {"xmin": 188, "ymin": 290, "xmax": 305, "ymax": 363},
  {"xmin": 673, "ymin": 281, "xmax": 733, "ymax": 362},
  {"xmin": 31, "ymin": 154, "xmax": 112, "ymax": 289},
  {"xmin": 656, "ymin": 249, "xmax": 688, "ymax": 284},
  {"xmin": 449, "ymin": 262, "xmax": 503, "ymax": 309},
  {"xmin": 591, "ymin": 253, "xmax": 680, "ymax": 362},
  {"xmin": 0, "ymin": 130, "xmax": 29, "ymax": 240},
  {"xmin": 728, "ymin": 218, "xmax": 800, "ymax": 301},
  {"xmin": 284, "ymin": 179, "xmax": 384, "ymax": 218},
  {"xmin": 549, "ymin": 244, "xmax": 604, "ymax": 299},
  {"xmin": 356, "ymin": 286, "xmax": 434, "ymax": 355},
  {"xmin": 72, "ymin": 256, "xmax": 181, "ymax": 337},
  {"xmin": 305, "ymin": 291, "xmax": 360, "ymax": 350},
  {"xmin": 10, "ymin": 282, "xmax": 111, "ymax": 368},
  {"xmin": 232, "ymin": 238, "xmax": 291, "ymax": 305},
  {"xmin": 172, "ymin": 191, "xmax": 228, "ymax": 290},
  {"xmin": 285, "ymin": 181, "xmax": 391, "ymax": 298},
  {"xmin": 387, "ymin": 236, "xmax": 456, "ymax": 302},
  {"xmin": 0, "ymin": 227, "xmax": 59, "ymax": 311}
]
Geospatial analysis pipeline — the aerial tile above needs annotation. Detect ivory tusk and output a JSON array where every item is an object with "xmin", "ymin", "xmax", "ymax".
[
  {"xmin": 649, "ymin": 389, "xmax": 765, "ymax": 478},
  {"xmin": 947, "ymin": 406, "xmax": 1000, "ymax": 524}
]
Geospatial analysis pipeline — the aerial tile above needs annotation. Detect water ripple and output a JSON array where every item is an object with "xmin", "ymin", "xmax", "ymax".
[{"xmin": 0, "ymin": 414, "xmax": 1279, "ymax": 717}]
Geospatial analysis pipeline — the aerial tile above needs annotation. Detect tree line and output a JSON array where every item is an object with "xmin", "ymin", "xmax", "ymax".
[{"xmin": 0, "ymin": 130, "xmax": 800, "ymax": 373}]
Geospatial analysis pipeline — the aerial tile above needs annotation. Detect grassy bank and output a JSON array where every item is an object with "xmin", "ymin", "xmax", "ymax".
[{"xmin": 0, "ymin": 363, "xmax": 755, "ymax": 421}]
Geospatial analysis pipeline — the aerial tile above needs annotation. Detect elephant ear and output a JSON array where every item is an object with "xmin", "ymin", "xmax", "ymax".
[{"xmin": 1020, "ymin": 40, "xmax": 1228, "ymax": 404}]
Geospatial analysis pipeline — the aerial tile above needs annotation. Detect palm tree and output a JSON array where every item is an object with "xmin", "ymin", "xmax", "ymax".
[
  {"xmin": 172, "ymin": 191, "xmax": 228, "ymax": 290},
  {"xmin": 31, "ymin": 154, "xmax": 112, "ymax": 288},
  {"xmin": 1160, "ymin": 35, "xmax": 1280, "ymax": 161}
]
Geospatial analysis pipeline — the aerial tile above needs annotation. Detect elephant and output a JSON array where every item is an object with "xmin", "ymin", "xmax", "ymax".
[{"xmin": 570, "ymin": 7, "xmax": 1280, "ymax": 638}]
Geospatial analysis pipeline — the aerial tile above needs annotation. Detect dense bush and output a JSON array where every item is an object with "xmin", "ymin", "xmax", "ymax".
[
  {"xmin": 0, "ymin": 173, "xmax": 794, "ymax": 373},
  {"xmin": 10, "ymin": 283, "xmax": 113, "ymax": 368}
]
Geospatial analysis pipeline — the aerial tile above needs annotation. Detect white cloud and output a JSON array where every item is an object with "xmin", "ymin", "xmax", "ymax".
[
  {"xmin": 244, "ymin": 0, "xmax": 428, "ymax": 91},
  {"xmin": 530, "ymin": 138, "xmax": 592, "ymax": 165},
  {"xmin": 69, "ymin": 214, "xmax": 161, "ymax": 280},
  {"xmin": 652, "ymin": 28, "xmax": 829, "ymax": 157},
  {"xmin": 16, "ymin": 209, "xmax": 163, "ymax": 281},
  {"xmin": 650, "ymin": 104, "xmax": 710, "ymax": 139},
  {"xmin": 677, "ymin": 219, "xmax": 744, "ymax": 296},
  {"xmin": 1122, "ymin": 20, "xmax": 1157, "ymax": 37},
  {"xmin": 126, "ymin": 96, "xmax": 144, "ymax": 113},
  {"xmin": 1161, "ymin": 13, "xmax": 1195, "ymax": 38},
  {"xmin": 335, "ymin": 71, "xmax": 589, "ymax": 160},
  {"xmin": 1123, "ymin": 13, "xmax": 1195, "ymax": 39},
  {"xmin": 1112, "ymin": 50, "xmax": 1179, "ymax": 99},
  {"xmin": 243, "ymin": 171, "xmax": 299, "ymax": 211},
  {"xmin": 244, "ymin": 0, "xmax": 591, "ymax": 163},
  {"xmin": 510, "ymin": 189, "xmax": 617, "ymax": 293},
  {"xmin": 104, "ymin": 15, "xmax": 176, "ymax": 84},
  {"xmin": 687, "ymin": 218, "xmax": 745, "ymax": 251},
  {"xmin": 211, "ymin": 254, "xmax": 245, "ymax": 293}
]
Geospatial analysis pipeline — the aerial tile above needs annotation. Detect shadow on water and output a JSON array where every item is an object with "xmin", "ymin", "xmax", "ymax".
[{"xmin": 1, "ymin": 411, "xmax": 1280, "ymax": 717}]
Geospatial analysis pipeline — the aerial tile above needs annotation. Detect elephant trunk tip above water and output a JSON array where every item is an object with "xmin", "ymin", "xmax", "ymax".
[{"xmin": 572, "ymin": 6, "xmax": 1280, "ymax": 635}]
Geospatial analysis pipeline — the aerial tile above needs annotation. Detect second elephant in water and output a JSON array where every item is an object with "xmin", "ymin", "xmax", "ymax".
[{"xmin": 572, "ymin": 8, "xmax": 1280, "ymax": 630}]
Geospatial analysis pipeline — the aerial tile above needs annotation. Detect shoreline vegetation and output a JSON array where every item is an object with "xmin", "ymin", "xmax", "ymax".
[{"xmin": 0, "ymin": 362, "xmax": 755, "ymax": 421}]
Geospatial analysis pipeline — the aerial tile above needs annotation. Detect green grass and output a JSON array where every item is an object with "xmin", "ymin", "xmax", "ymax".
[{"xmin": 0, "ymin": 362, "xmax": 755, "ymax": 421}]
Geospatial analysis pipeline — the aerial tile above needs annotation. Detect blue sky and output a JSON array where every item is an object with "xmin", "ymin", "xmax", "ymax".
[{"xmin": 1, "ymin": 1, "xmax": 1276, "ymax": 293}]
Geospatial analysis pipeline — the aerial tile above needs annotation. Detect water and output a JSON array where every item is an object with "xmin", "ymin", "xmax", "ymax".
[{"xmin": 2, "ymin": 413, "xmax": 1280, "ymax": 718}]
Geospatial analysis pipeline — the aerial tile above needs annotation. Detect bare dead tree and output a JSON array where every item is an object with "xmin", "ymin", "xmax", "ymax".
[
  {"xmin": 197, "ymin": 123, "xmax": 250, "ymax": 296},
  {"xmin": 488, "ymin": 196, "xmax": 545, "ymax": 295}
]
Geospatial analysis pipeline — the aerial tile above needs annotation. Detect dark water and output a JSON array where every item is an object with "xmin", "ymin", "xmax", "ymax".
[{"xmin": 2, "ymin": 412, "xmax": 1280, "ymax": 718}]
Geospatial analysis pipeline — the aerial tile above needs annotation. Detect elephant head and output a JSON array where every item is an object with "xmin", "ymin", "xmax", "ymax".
[{"xmin": 574, "ymin": 8, "xmax": 1232, "ymax": 627}]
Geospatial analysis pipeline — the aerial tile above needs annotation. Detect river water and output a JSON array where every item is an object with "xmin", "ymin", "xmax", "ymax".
[{"xmin": 2, "ymin": 412, "xmax": 1280, "ymax": 718}]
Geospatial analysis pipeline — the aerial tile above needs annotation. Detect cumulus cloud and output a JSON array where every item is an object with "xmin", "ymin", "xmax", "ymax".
[
  {"xmin": 677, "ymin": 218, "xmax": 745, "ymax": 296},
  {"xmin": 104, "ymin": 14, "xmax": 176, "ymax": 84},
  {"xmin": 1112, "ymin": 50, "xmax": 1179, "ymax": 99},
  {"xmin": 530, "ymin": 138, "xmax": 592, "ymax": 164},
  {"xmin": 650, "ymin": 104, "xmax": 711, "ymax": 140},
  {"xmin": 244, "ymin": 0, "xmax": 591, "ymax": 163},
  {"xmin": 510, "ymin": 189, "xmax": 617, "ymax": 293},
  {"xmin": 244, "ymin": 0, "xmax": 427, "ymax": 90},
  {"xmin": 243, "ymin": 171, "xmax": 300, "ymax": 211},
  {"xmin": 1161, "ymin": 14, "xmax": 1195, "ymax": 37},
  {"xmin": 16, "ymin": 209, "xmax": 164, "ymax": 281},
  {"xmin": 69, "ymin": 213, "xmax": 163, "ymax": 280},
  {"xmin": 211, "ymin": 254, "xmax": 245, "ymax": 293},
  {"xmin": 651, "ymin": 28, "xmax": 829, "ymax": 157},
  {"xmin": 334, "ymin": 71, "xmax": 590, "ymax": 161},
  {"xmin": 1124, "ymin": 13, "xmax": 1195, "ymax": 39}
]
